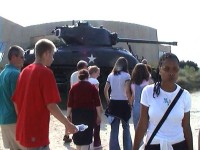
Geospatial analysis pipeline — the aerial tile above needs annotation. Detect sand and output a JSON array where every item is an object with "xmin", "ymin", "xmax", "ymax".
[{"xmin": 0, "ymin": 91, "xmax": 199, "ymax": 150}]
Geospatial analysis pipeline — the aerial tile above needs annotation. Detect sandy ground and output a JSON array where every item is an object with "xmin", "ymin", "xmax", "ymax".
[{"xmin": 0, "ymin": 91, "xmax": 199, "ymax": 150}]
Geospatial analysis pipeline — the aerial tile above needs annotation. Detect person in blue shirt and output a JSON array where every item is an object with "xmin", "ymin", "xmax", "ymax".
[{"xmin": 0, "ymin": 45, "xmax": 24, "ymax": 150}]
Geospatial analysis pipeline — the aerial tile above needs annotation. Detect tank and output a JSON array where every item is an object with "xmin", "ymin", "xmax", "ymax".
[{"xmin": 24, "ymin": 21, "xmax": 177, "ymax": 108}]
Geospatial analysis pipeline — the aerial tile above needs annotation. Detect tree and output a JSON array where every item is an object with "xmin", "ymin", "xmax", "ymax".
[{"xmin": 179, "ymin": 60, "xmax": 199, "ymax": 71}]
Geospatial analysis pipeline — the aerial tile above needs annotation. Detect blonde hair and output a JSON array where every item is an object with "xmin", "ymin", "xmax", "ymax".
[
  {"xmin": 88, "ymin": 65, "xmax": 100, "ymax": 75},
  {"xmin": 35, "ymin": 39, "xmax": 55, "ymax": 58}
]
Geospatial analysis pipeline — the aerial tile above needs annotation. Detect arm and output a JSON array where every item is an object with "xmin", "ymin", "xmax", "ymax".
[
  {"xmin": 104, "ymin": 82, "xmax": 110, "ymax": 105},
  {"xmin": 182, "ymin": 111, "xmax": 193, "ymax": 150},
  {"xmin": 130, "ymin": 84, "xmax": 135, "ymax": 105},
  {"xmin": 10, "ymin": 72, "xmax": 19, "ymax": 94},
  {"xmin": 125, "ymin": 80, "xmax": 132, "ymax": 106},
  {"xmin": 96, "ymin": 106, "xmax": 102, "ymax": 125},
  {"xmin": 70, "ymin": 73, "xmax": 73, "ymax": 88},
  {"xmin": 98, "ymin": 95, "xmax": 104, "ymax": 112},
  {"xmin": 66, "ymin": 107, "xmax": 72, "ymax": 121},
  {"xmin": 133, "ymin": 104, "xmax": 149, "ymax": 150},
  {"xmin": 13, "ymin": 102, "xmax": 18, "ymax": 115},
  {"xmin": 47, "ymin": 103, "xmax": 77, "ymax": 134},
  {"xmin": 11, "ymin": 72, "xmax": 19, "ymax": 115}
]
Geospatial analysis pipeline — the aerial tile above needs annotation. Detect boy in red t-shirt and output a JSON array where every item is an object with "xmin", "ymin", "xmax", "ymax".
[{"xmin": 12, "ymin": 39, "xmax": 77, "ymax": 149}]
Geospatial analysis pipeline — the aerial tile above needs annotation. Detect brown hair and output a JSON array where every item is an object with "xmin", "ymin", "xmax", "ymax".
[
  {"xmin": 131, "ymin": 63, "xmax": 149, "ymax": 85},
  {"xmin": 77, "ymin": 60, "xmax": 88, "ymax": 70},
  {"xmin": 78, "ymin": 69, "xmax": 89, "ymax": 80},
  {"xmin": 112, "ymin": 57, "xmax": 129, "ymax": 75},
  {"xmin": 8, "ymin": 45, "xmax": 24, "ymax": 61},
  {"xmin": 146, "ymin": 64, "xmax": 152, "ymax": 74}
]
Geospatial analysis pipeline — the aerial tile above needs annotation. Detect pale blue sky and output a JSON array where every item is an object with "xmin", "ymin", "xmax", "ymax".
[{"xmin": 0, "ymin": 0, "xmax": 199, "ymax": 66}]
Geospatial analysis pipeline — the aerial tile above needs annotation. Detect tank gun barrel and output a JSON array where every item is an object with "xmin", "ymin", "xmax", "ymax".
[{"xmin": 117, "ymin": 38, "xmax": 177, "ymax": 46}]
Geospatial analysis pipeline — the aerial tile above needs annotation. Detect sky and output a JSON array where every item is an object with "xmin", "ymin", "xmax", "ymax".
[{"xmin": 0, "ymin": 0, "xmax": 199, "ymax": 66}]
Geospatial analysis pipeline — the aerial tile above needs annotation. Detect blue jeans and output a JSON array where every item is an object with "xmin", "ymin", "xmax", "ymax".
[
  {"xmin": 109, "ymin": 117, "xmax": 132, "ymax": 150},
  {"xmin": 132, "ymin": 102, "xmax": 140, "ymax": 129}
]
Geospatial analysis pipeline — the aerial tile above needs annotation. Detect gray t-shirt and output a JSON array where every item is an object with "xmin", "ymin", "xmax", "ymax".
[{"xmin": 70, "ymin": 71, "xmax": 79, "ymax": 87}]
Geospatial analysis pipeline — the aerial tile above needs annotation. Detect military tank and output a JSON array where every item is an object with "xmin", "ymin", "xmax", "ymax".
[{"xmin": 24, "ymin": 21, "xmax": 177, "ymax": 108}]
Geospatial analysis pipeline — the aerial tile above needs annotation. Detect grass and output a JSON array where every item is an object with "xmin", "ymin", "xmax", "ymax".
[{"xmin": 177, "ymin": 66, "xmax": 200, "ymax": 92}]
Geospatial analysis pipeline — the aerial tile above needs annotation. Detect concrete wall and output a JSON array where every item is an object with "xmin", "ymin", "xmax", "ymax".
[
  {"xmin": 159, "ymin": 45, "xmax": 171, "ymax": 60},
  {"xmin": 0, "ymin": 16, "xmax": 25, "ymax": 68},
  {"xmin": 0, "ymin": 18, "xmax": 165, "ymax": 68}
]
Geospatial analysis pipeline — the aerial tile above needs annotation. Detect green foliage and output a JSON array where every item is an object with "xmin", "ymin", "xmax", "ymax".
[
  {"xmin": 179, "ymin": 60, "xmax": 199, "ymax": 71},
  {"xmin": 177, "ymin": 66, "xmax": 200, "ymax": 92}
]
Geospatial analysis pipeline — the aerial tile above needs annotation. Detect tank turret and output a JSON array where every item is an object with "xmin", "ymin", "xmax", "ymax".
[
  {"xmin": 53, "ymin": 21, "xmax": 116, "ymax": 46},
  {"xmin": 53, "ymin": 21, "xmax": 177, "ymax": 46}
]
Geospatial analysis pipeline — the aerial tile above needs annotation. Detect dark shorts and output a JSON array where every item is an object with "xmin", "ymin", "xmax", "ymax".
[
  {"xmin": 26, "ymin": 145, "xmax": 50, "ymax": 150},
  {"xmin": 105, "ymin": 100, "xmax": 131, "ymax": 123},
  {"xmin": 72, "ymin": 108, "xmax": 95, "ymax": 145},
  {"xmin": 145, "ymin": 140, "xmax": 187, "ymax": 150}
]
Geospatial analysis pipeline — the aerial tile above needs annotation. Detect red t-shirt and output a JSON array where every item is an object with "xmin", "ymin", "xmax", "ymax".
[
  {"xmin": 67, "ymin": 81, "xmax": 100, "ymax": 109},
  {"xmin": 12, "ymin": 64, "xmax": 60, "ymax": 147}
]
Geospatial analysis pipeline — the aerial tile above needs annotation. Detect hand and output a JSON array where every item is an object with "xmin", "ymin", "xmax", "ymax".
[
  {"xmin": 128, "ymin": 103, "xmax": 133, "ymax": 111},
  {"xmin": 65, "ymin": 122, "xmax": 78, "ymax": 134}
]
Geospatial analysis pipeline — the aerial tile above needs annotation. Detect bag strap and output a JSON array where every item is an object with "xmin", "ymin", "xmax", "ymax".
[{"xmin": 146, "ymin": 88, "xmax": 184, "ymax": 147}]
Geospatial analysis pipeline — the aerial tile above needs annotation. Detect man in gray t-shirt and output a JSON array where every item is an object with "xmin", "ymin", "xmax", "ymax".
[{"xmin": 70, "ymin": 60, "xmax": 88, "ymax": 87}]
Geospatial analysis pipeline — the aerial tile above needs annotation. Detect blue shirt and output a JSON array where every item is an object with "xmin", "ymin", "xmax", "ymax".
[{"xmin": 0, "ymin": 64, "xmax": 20, "ymax": 124}]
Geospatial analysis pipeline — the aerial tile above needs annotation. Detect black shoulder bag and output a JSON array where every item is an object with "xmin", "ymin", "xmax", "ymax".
[{"xmin": 145, "ymin": 88, "xmax": 184, "ymax": 149}]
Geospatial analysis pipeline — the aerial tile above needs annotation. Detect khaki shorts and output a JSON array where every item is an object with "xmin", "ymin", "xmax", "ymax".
[{"xmin": 1, "ymin": 123, "xmax": 24, "ymax": 150}]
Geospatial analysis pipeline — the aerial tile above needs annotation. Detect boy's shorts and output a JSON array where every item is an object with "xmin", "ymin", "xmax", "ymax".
[
  {"xmin": 25, "ymin": 145, "xmax": 50, "ymax": 150},
  {"xmin": 1, "ymin": 123, "xmax": 23, "ymax": 149}
]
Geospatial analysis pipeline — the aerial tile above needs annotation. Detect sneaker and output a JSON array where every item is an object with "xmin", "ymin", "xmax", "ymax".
[
  {"xmin": 63, "ymin": 135, "xmax": 72, "ymax": 143},
  {"xmin": 93, "ymin": 144, "xmax": 102, "ymax": 149}
]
